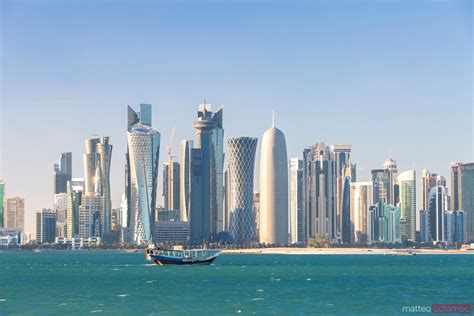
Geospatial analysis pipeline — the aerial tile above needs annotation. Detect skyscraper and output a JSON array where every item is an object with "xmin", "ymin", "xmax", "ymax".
[
  {"xmin": 371, "ymin": 158, "xmax": 398, "ymax": 205},
  {"xmin": 226, "ymin": 137, "xmax": 258, "ymax": 243},
  {"xmin": 398, "ymin": 170, "xmax": 416, "ymax": 242},
  {"xmin": 289, "ymin": 158, "xmax": 304, "ymax": 244},
  {"xmin": 253, "ymin": 191, "xmax": 260, "ymax": 239},
  {"xmin": 126, "ymin": 104, "xmax": 161, "ymax": 245},
  {"xmin": 368, "ymin": 202, "xmax": 400, "ymax": 243},
  {"xmin": 341, "ymin": 161, "xmax": 356, "ymax": 244},
  {"xmin": 0, "ymin": 180, "xmax": 4, "ymax": 228},
  {"xmin": 4, "ymin": 197, "xmax": 25, "ymax": 232},
  {"xmin": 350, "ymin": 182, "xmax": 373, "ymax": 243},
  {"xmin": 179, "ymin": 140, "xmax": 193, "ymax": 222},
  {"xmin": 66, "ymin": 179, "xmax": 84, "ymax": 239},
  {"xmin": 54, "ymin": 193, "xmax": 68, "ymax": 238},
  {"xmin": 259, "ymin": 118, "xmax": 288, "ymax": 245},
  {"xmin": 331, "ymin": 145, "xmax": 355, "ymax": 241},
  {"xmin": 450, "ymin": 162, "xmax": 474, "ymax": 242},
  {"xmin": 78, "ymin": 194, "xmax": 102, "ymax": 238},
  {"xmin": 428, "ymin": 186, "xmax": 448, "ymax": 242},
  {"xmin": 83, "ymin": 137, "xmax": 113, "ymax": 235},
  {"xmin": 421, "ymin": 169, "xmax": 446, "ymax": 211},
  {"xmin": 304, "ymin": 143, "xmax": 335, "ymax": 242},
  {"xmin": 53, "ymin": 152, "xmax": 72, "ymax": 194},
  {"xmin": 36, "ymin": 209, "xmax": 56, "ymax": 243},
  {"xmin": 190, "ymin": 103, "xmax": 224, "ymax": 245},
  {"xmin": 163, "ymin": 161, "xmax": 180, "ymax": 211}
]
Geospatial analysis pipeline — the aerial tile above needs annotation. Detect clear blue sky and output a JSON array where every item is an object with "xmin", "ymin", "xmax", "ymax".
[{"xmin": 1, "ymin": 0, "xmax": 472, "ymax": 234}]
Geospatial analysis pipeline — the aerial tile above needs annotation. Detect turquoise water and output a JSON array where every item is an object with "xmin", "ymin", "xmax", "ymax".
[{"xmin": 0, "ymin": 252, "xmax": 473, "ymax": 315}]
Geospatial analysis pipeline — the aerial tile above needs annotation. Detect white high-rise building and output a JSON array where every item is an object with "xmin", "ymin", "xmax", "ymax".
[
  {"xmin": 127, "ymin": 105, "xmax": 161, "ymax": 245},
  {"xmin": 83, "ymin": 136, "xmax": 113, "ymax": 235},
  {"xmin": 259, "ymin": 118, "xmax": 288, "ymax": 245},
  {"xmin": 398, "ymin": 170, "xmax": 416, "ymax": 242},
  {"xmin": 350, "ymin": 182, "xmax": 373, "ymax": 243},
  {"xmin": 289, "ymin": 158, "xmax": 304, "ymax": 244}
]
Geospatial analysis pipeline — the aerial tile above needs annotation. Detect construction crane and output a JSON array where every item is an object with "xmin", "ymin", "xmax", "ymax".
[{"xmin": 167, "ymin": 127, "xmax": 176, "ymax": 161}]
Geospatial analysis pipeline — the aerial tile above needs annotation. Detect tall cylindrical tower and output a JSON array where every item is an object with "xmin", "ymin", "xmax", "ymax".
[
  {"xmin": 259, "ymin": 123, "xmax": 289, "ymax": 245},
  {"xmin": 226, "ymin": 137, "xmax": 258, "ymax": 243}
]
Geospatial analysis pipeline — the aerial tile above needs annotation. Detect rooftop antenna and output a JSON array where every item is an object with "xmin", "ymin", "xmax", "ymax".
[
  {"xmin": 167, "ymin": 127, "xmax": 176, "ymax": 161},
  {"xmin": 388, "ymin": 147, "xmax": 392, "ymax": 159}
]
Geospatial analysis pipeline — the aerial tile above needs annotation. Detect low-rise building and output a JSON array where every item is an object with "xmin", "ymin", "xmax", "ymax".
[{"xmin": 154, "ymin": 221, "xmax": 190, "ymax": 244}]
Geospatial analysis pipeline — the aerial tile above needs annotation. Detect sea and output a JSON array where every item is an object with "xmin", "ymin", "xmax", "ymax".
[{"xmin": 0, "ymin": 252, "xmax": 473, "ymax": 315}]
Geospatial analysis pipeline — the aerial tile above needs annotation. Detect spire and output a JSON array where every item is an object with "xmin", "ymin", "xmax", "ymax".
[{"xmin": 272, "ymin": 109, "xmax": 275, "ymax": 127}]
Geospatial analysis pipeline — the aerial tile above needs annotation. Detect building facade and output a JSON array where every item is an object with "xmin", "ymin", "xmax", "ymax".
[
  {"xmin": 226, "ymin": 137, "xmax": 258, "ymax": 243},
  {"xmin": 428, "ymin": 186, "xmax": 448, "ymax": 243},
  {"xmin": 66, "ymin": 179, "xmax": 84, "ymax": 239},
  {"xmin": 331, "ymin": 145, "xmax": 355, "ymax": 242},
  {"xmin": 179, "ymin": 140, "xmax": 193, "ymax": 222},
  {"xmin": 289, "ymin": 158, "xmax": 304, "ymax": 244},
  {"xmin": 190, "ymin": 103, "xmax": 224, "ymax": 245},
  {"xmin": 126, "ymin": 104, "xmax": 161, "ymax": 245},
  {"xmin": 371, "ymin": 158, "xmax": 399, "ymax": 205},
  {"xmin": 0, "ymin": 180, "xmax": 4, "ymax": 228},
  {"xmin": 450, "ymin": 162, "xmax": 474, "ymax": 242},
  {"xmin": 259, "ymin": 121, "xmax": 288, "ymax": 245},
  {"xmin": 54, "ymin": 152, "xmax": 72, "ymax": 194},
  {"xmin": 303, "ymin": 143, "xmax": 335, "ymax": 242},
  {"xmin": 368, "ymin": 202, "xmax": 401, "ymax": 243},
  {"xmin": 163, "ymin": 160, "xmax": 180, "ymax": 211},
  {"xmin": 36, "ymin": 209, "xmax": 56, "ymax": 243},
  {"xmin": 83, "ymin": 137, "xmax": 113, "ymax": 236},
  {"xmin": 398, "ymin": 170, "xmax": 416, "ymax": 242},
  {"xmin": 350, "ymin": 182, "xmax": 372, "ymax": 243},
  {"xmin": 4, "ymin": 197, "xmax": 25, "ymax": 232}
]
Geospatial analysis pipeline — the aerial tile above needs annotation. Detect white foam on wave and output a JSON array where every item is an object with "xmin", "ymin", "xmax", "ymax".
[
  {"xmin": 0, "ymin": 299, "xmax": 6, "ymax": 302},
  {"xmin": 118, "ymin": 294, "xmax": 128, "ymax": 297},
  {"xmin": 256, "ymin": 289, "xmax": 264, "ymax": 292},
  {"xmin": 251, "ymin": 298, "xmax": 264, "ymax": 301},
  {"xmin": 306, "ymin": 278, "xmax": 311, "ymax": 281},
  {"xmin": 90, "ymin": 310, "xmax": 102, "ymax": 313}
]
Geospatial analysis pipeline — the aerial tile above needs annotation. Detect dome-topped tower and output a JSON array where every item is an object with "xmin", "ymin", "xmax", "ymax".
[{"xmin": 258, "ymin": 114, "xmax": 288, "ymax": 245}]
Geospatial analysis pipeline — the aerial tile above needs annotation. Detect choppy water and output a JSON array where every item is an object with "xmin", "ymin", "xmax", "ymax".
[{"xmin": 0, "ymin": 252, "xmax": 473, "ymax": 315}]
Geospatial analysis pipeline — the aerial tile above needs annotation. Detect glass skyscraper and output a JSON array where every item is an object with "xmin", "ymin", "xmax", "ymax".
[
  {"xmin": 53, "ymin": 152, "xmax": 72, "ymax": 194},
  {"xmin": 450, "ymin": 162, "xmax": 474, "ymax": 242},
  {"xmin": 303, "ymin": 143, "xmax": 335, "ymax": 242},
  {"xmin": 289, "ymin": 158, "xmax": 304, "ymax": 244},
  {"xmin": 190, "ymin": 103, "xmax": 224, "ymax": 245},
  {"xmin": 126, "ymin": 104, "xmax": 161, "ymax": 245},
  {"xmin": 398, "ymin": 170, "xmax": 416, "ymax": 242},
  {"xmin": 371, "ymin": 158, "xmax": 398, "ymax": 205},
  {"xmin": 179, "ymin": 140, "xmax": 193, "ymax": 222},
  {"xmin": 226, "ymin": 137, "xmax": 258, "ymax": 243},
  {"xmin": 428, "ymin": 185, "xmax": 448, "ymax": 242}
]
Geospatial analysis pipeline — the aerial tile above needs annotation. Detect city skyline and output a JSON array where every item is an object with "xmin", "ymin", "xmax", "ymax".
[{"xmin": 1, "ymin": 1, "xmax": 472, "ymax": 235}]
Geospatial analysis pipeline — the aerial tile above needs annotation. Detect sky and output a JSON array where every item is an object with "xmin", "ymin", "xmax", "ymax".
[{"xmin": 1, "ymin": 0, "xmax": 472, "ymax": 235}]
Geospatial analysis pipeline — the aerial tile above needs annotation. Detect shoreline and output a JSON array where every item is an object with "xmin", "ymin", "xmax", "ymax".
[
  {"xmin": 222, "ymin": 248, "xmax": 474, "ymax": 255},
  {"xmin": 1, "ymin": 248, "xmax": 473, "ymax": 255}
]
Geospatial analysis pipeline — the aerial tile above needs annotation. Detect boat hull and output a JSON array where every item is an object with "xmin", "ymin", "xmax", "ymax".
[{"xmin": 150, "ymin": 253, "xmax": 219, "ymax": 265}]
